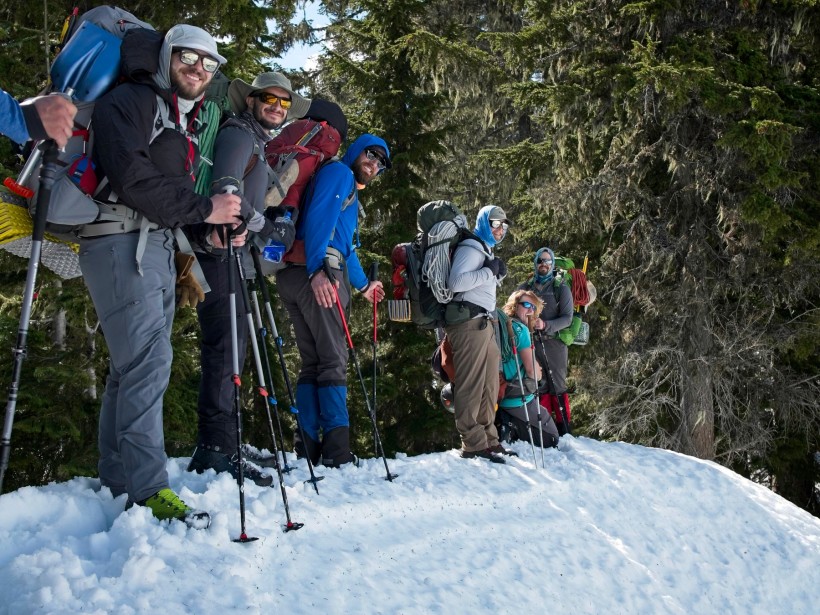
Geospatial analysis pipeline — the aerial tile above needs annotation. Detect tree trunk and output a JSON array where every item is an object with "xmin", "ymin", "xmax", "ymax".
[{"xmin": 51, "ymin": 279, "xmax": 66, "ymax": 350}]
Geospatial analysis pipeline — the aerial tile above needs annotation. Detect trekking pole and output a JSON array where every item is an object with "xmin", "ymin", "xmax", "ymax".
[
  {"xmin": 234, "ymin": 254, "xmax": 303, "ymax": 532},
  {"xmin": 235, "ymin": 253, "xmax": 292, "ymax": 475},
  {"xmin": 244, "ymin": 277, "xmax": 293, "ymax": 474},
  {"xmin": 223, "ymin": 214, "xmax": 258, "ymax": 542},
  {"xmin": 369, "ymin": 262, "xmax": 378, "ymax": 457},
  {"xmin": 249, "ymin": 245, "xmax": 324, "ymax": 494},
  {"xmin": 0, "ymin": 141, "xmax": 59, "ymax": 493},
  {"xmin": 528, "ymin": 320, "xmax": 545, "ymax": 467},
  {"xmin": 325, "ymin": 261, "xmax": 397, "ymax": 481},
  {"xmin": 508, "ymin": 318, "xmax": 538, "ymax": 468},
  {"xmin": 535, "ymin": 329, "xmax": 571, "ymax": 435}
]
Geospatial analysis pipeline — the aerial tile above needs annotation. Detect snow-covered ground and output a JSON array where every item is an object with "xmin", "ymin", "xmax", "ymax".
[{"xmin": 1, "ymin": 436, "xmax": 818, "ymax": 614}]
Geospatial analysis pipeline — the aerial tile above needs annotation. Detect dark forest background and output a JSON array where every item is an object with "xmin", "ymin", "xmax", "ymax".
[{"xmin": 1, "ymin": 0, "xmax": 817, "ymax": 515}]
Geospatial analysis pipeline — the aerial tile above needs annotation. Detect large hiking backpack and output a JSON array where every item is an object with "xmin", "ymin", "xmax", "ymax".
[
  {"xmin": 3, "ymin": 6, "xmax": 155, "ymax": 240},
  {"xmin": 264, "ymin": 118, "xmax": 343, "ymax": 210},
  {"xmin": 389, "ymin": 200, "xmax": 479, "ymax": 329}
]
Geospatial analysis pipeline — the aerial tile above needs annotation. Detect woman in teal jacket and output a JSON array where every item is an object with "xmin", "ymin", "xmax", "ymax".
[{"xmin": 497, "ymin": 290, "xmax": 559, "ymax": 448}]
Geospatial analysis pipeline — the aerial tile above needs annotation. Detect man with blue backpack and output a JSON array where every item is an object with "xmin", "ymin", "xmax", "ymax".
[
  {"xmin": 276, "ymin": 133, "xmax": 391, "ymax": 468},
  {"xmin": 78, "ymin": 25, "xmax": 241, "ymax": 529}
]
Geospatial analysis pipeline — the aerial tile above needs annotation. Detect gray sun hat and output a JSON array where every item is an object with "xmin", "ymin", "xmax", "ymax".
[
  {"xmin": 487, "ymin": 205, "xmax": 512, "ymax": 226},
  {"xmin": 227, "ymin": 72, "xmax": 311, "ymax": 118}
]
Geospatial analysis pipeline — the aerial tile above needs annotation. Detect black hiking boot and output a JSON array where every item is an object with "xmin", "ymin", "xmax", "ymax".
[
  {"xmin": 459, "ymin": 448, "xmax": 506, "ymax": 464},
  {"xmin": 240, "ymin": 443, "xmax": 279, "ymax": 469},
  {"xmin": 321, "ymin": 426, "xmax": 356, "ymax": 468},
  {"xmin": 490, "ymin": 444, "xmax": 518, "ymax": 457},
  {"xmin": 294, "ymin": 433, "xmax": 322, "ymax": 466},
  {"xmin": 187, "ymin": 444, "xmax": 274, "ymax": 487}
]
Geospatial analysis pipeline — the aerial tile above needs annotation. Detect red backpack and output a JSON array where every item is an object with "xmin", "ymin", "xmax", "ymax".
[{"xmin": 264, "ymin": 119, "xmax": 343, "ymax": 210}]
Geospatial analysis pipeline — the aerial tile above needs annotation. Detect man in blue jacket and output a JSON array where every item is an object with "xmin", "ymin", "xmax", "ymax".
[{"xmin": 277, "ymin": 133, "xmax": 391, "ymax": 468}]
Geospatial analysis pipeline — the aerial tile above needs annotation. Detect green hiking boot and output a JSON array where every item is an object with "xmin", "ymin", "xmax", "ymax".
[{"xmin": 140, "ymin": 488, "xmax": 211, "ymax": 530}]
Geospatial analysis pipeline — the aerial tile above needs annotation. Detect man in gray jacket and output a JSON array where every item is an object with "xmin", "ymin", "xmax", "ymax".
[
  {"xmin": 446, "ymin": 205, "xmax": 513, "ymax": 463},
  {"xmin": 186, "ymin": 72, "xmax": 306, "ymax": 484}
]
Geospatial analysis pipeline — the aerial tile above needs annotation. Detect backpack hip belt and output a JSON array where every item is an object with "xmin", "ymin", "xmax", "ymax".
[
  {"xmin": 325, "ymin": 246, "xmax": 344, "ymax": 270},
  {"xmin": 456, "ymin": 300, "xmax": 494, "ymax": 319},
  {"xmin": 76, "ymin": 202, "xmax": 158, "ymax": 238}
]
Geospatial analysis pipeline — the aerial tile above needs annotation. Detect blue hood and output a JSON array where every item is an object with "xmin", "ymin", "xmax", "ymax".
[
  {"xmin": 341, "ymin": 133, "xmax": 391, "ymax": 174},
  {"xmin": 474, "ymin": 204, "xmax": 507, "ymax": 248},
  {"xmin": 534, "ymin": 247, "xmax": 555, "ymax": 284}
]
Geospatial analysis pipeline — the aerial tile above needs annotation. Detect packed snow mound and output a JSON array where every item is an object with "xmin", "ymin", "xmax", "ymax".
[{"xmin": 1, "ymin": 436, "xmax": 819, "ymax": 614}]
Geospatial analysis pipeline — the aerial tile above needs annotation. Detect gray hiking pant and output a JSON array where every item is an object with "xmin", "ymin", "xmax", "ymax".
[
  {"xmin": 79, "ymin": 230, "xmax": 175, "ymax": 503},
  {"xmin": 446, "ymin": 316, "xmax": 500, "ymax": 452}
]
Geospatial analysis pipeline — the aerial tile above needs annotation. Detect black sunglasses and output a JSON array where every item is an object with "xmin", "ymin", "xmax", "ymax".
[{"xmin": 518, "ymin": 300, "xmax": 536, "ymax": 311}]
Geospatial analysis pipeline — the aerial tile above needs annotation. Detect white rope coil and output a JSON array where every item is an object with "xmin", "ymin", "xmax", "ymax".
[{"xmin": 421, "ymin": 214, "xmax": 467, "ymax": 303}]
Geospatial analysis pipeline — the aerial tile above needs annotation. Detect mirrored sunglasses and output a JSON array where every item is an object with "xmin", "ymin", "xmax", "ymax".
[
  {"xmin": 538, "ymin": 257, "xmax": 552, "ymax": 264},
  {"xmin": 178, "ymin": 49, "xmax": 219, "ymax": 73},
  {"xmin": 252, "ymin": 92, "xmax": 292, "ymax": 109},
  {"xmin": 518, "ymin": 301, "xmax": 536, "ymax": 311},
  {"xmin": 365, "ymin": 149, "xmax": 387, "ymax": 170},
  {"xmin": 490, "ymin": 220, "xmax": 509, "ymax": 230}
]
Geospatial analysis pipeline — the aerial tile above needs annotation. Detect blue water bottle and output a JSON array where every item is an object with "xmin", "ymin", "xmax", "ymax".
[{"xmin": 262, "ymin": 209, "xmax": 292, "ymax": 263}]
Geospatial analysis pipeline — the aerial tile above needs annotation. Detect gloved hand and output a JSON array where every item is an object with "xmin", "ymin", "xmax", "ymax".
[
  {"xmin": 246, "ymin": 210, "xmax": 266, "ymax": 233},
  {"xmin": 485, "ymin": 256, "xmax": 507, "ymax": 280},
  {"xmin": 175, "ymin": 252, "xmax": 205, "ymax": 309},
  {"xmin": 261, "ymin": 214, "xmax": 296, "ymax": 250}
]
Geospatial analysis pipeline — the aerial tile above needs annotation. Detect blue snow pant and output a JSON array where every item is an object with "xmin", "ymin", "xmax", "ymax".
[{"xmin": 79, "ymin": 230, "xmax": 176, "ymax": 503}]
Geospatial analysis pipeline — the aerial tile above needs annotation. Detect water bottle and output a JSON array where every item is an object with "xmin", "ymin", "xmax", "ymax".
[{"xmin": 262, "ymin": 209, "xmax": 292, "ymax": 263}]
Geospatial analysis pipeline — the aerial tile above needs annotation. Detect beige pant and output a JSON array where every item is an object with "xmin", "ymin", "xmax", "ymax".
[{"xmin": 446, "ymin": 317, "xmax": 500, "ymax": 452}]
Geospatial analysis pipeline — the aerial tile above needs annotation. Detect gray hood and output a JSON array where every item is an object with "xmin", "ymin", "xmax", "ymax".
[{"xmin": 153, "ymin": 25, "xmax": 226, "ymax": 113}]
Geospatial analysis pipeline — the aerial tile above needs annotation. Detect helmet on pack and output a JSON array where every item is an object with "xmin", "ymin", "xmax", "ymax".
[{"xmin": 440, "ymin": 383, "xmax": 455, "ymax": 414}]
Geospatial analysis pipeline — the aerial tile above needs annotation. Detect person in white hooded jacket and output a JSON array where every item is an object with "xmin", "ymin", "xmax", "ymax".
[{"xmin": 445, "ymin": 205, "xmax": 515, "ymax": 464}]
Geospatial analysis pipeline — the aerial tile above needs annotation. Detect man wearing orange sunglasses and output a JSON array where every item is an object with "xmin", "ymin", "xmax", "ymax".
[{"xmin": 185, "ymin": 72, "xmax": 310, "ymax": 485}]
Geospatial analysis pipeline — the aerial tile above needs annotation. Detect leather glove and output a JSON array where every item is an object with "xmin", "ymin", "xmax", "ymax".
[
  {"xmin": 175, "ymin": 252, "xmax": 205, "ymax": 309},
  {"xmin": 485, "ymin": 256, "xmax": 507, "ymax": 280},
  {"xmin": 261, "ymin": 213, "xmax": 296, "ymax": 250}
]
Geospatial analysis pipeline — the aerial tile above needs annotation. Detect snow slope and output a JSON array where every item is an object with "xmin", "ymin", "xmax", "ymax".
[{"xmin": 1, "ymin": 436, "xmax": 818, "ymax": 614}]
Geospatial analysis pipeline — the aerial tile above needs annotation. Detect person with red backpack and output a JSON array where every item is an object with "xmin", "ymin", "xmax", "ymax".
[
  {"xmin": 184, "ymin": 72, "xmax": 307, "ymax": 486},
  {"xmin": 518, "ymin": 247, "xmax": 574, "ymax": 435},
  {"xmin": 276, "ymin": 132, "xmax": 391, "ymax": 468}
]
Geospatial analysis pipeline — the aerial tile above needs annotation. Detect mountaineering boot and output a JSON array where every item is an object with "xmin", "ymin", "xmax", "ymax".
[
  {"xmin": 187, "ymin": 444, "xmax": 274, "ymax": 487},
  {"xmin": 139, "ymin": 488, "xmax": 211, "ymax": 530},
  {"xmin": 294, "ymin": 432, "xmax": 322, "ymax": 466},
  {"xmin": 459, "ymin": 448, "xmax": 506, "ymax": 464},
  {"xmin": 240, "ymin": 443, "xmax": 279, "ymax": 469},
  {"xmin": 490, "ymin": 443, "xmax": 519, "ymax": 457},
  {"xmin": 321, "ymin": 426, "xmax": 356, "ymax": 468}
]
